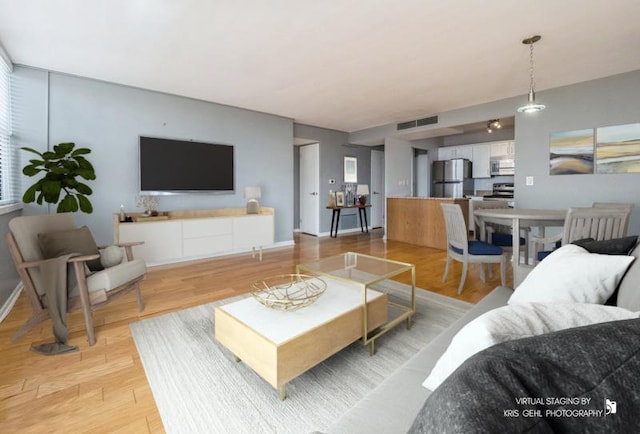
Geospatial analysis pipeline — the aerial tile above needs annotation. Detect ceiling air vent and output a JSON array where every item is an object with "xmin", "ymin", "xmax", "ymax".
[
  {"xmin": 397, "ymin": 120, "xmax": 417, "ymax": 130},
  {"xmin": 416, "ymin": 115, "xmax": 438, "ymax": 127}
]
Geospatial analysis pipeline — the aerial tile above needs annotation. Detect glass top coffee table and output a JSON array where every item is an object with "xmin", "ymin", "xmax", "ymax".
[{"xmin": 296, "ymin": 252, "xmax": 416, "ymax": 355}]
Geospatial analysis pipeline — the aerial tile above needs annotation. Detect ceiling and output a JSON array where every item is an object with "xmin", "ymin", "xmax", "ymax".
[{"xmin": 1, "ymin": 1, "xmax": 639, "ymax": 133}]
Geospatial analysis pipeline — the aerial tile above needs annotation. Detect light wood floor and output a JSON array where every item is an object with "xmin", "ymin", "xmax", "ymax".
[{"xmin": 0, "ymin": 229, "xmax": 511, "ymax": 433}]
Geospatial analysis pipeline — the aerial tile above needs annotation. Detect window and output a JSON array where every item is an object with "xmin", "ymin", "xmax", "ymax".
[{"xmin": 0, "ymin": 53, "xmax": 16, "ymax": 204}]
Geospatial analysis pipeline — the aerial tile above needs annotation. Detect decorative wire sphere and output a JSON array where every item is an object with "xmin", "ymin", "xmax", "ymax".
[{"xmin": 251, "ymin": 274, "xmax": 327, "ymax": 311}]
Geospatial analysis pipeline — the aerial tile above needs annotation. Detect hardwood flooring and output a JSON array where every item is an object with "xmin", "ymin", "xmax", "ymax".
[{"xmin": 0, "ymin": 229, "xmax": 511, "ymax": 433}]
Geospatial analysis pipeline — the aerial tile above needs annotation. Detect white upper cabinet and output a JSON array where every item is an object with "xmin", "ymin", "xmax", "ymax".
[
  {"xmin": 471, "ymin": 144, "xmax": 491, "ymax": 178},
  {"xmin": 437, "ymin": 145, "xmax": 473, "ymax": 160},
  {"xmin": 490, "ymin": 141, "xmax": 515, "ymax": 158}
]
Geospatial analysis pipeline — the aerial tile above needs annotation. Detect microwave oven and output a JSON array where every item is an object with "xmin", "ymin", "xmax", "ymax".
[{"xmin": 490, "ymin": 159, "xmax": 515, "ymax": 176}]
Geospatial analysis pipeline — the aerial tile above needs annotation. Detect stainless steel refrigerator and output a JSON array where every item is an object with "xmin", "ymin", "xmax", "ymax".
[{"xmin": 432, "ymin": 158, "xmax": 473, "ymax": 198}]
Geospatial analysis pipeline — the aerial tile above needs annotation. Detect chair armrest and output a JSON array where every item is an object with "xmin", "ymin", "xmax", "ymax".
[
  {"xmin": 114, "ymin": 241, "xmax": 144, "ymax": 247},
  {"xmin": 19, "ymin": 254, "xmax": 100, "ymax": 269},
  {"xmin": 529, "ymin": 232, "xmax": 562, "ymax": 246},
  {"xmin": 98, "ymin": 241, "xmax": 144, "ymax": 249}
]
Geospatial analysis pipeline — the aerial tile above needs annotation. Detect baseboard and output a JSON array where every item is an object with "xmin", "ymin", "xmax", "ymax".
[
  {"xmin": 0, "ymin": 282, "xmax": 23, "ymax": 324},
  {"xmin": 317, "ymin": 227, "xmax": 372, "ymax": 238}
]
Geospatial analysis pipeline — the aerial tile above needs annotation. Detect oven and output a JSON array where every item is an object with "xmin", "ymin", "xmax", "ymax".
[{"xmin": 484, "ymin": 183, "xmax": 514, "ymax": 208}]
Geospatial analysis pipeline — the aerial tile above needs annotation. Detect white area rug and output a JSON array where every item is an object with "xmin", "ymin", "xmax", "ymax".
[{"xmin": 130, "ymin": 281, "xmax": 471, "ymax": 434}]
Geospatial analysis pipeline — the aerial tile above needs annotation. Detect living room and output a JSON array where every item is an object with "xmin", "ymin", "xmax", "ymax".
[{"xmin": 1, "ymin": 2, "xmax": 640, "ymax": 433}]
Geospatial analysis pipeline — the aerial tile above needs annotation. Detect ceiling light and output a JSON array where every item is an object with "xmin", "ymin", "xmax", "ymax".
[
  {"xmin": 517, "ymin": 35, "xmax": 546, "ymax": 113},
  {"xmin": 487, "ymin": 119, "xmax": 501, "ymax": 133}
]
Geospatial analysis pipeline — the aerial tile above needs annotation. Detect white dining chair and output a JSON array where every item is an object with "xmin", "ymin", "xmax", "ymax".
[
  {"xmin": 532, "ymin": 206, "xmax": 631, "ymax": 263},
  {"xmin": 441, "ymin": 203, "xmax": 507, "ymax": 294}
]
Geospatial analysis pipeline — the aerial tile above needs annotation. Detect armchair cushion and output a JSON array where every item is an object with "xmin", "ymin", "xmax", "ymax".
[
  {"xmin": 38, "ymin": 226, "xmax": 103, "ymax": 271},
  {"xmin": 87, "ymin": 259, "xmax": 146, "ymax": 293}
]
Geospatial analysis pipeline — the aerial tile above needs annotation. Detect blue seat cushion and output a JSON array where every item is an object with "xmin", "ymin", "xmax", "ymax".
[
  {"xmin": 537, "ymin": 250, "xmax": 553, "ymax": 261},
  {"xmin": 491, "ymin": 232, "xmax": 526, "ymax": 247},
  {"xmin": 451, "ymin": 241, "xmax": 503, "ymax": 256}
]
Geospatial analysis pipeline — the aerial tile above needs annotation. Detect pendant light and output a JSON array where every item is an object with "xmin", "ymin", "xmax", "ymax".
[{"xmin": 517, "ymin": 35, "xmax": 546, "ymax": 113}]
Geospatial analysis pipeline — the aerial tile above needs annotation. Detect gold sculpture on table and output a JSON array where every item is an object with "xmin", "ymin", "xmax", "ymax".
[{"xmin": 251, "ymin": 274, "xmax": 326, "ymax": 311}]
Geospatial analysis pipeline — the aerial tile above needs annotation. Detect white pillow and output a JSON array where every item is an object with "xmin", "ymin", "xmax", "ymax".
[
  {"xmin": 509, "ymin": 244, "xmax": 635, "ymax": 305},
  {"xmin": 422, "ymin": 302, "xmax": 638, "ymax": 391},
  {"xmin": 100, "ymin": 245, "xmax": 124, "ymax": 268}
]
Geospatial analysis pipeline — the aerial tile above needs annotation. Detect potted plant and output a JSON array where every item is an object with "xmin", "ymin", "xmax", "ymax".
[{"xmin": 21, "ymin": 142, "xmax": 96, "ymax": 213}]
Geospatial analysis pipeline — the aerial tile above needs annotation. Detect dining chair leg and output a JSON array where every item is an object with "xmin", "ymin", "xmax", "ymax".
[
  {"xmin": 442, "ymin": 255, "xmax": 451, "ymax": 283},
  {"xmin": 500, "ymin": 256, "xmax": 507, "ymax": 287},
  {"xmin": 479, "ymin": 263, "xmax": 486, "ymax": 282},
  {"xmin": 487, "ymin": 263, "xmax": 494, "ymax": 280},
  {"xmin": 458, "ymin": 261, "xmax": 468, "ymax": 295}
]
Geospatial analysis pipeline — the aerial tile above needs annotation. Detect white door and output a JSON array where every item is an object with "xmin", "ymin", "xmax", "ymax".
[
  {"xmin": 299, "ymin": 143, "xmax": 320, "ymax": 235},
  {"xmin": 370, "ymin": 150, "xmax": 385, "ymax": 228},
  {"xmin": 415, "ymin": 153, "xmax": 429, "ymax": 197}
]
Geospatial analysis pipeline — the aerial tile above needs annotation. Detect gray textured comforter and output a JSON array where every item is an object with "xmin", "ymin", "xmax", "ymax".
[{"xmin": 409, "ymin": 318, "xmax": 640, "ymax": 433}]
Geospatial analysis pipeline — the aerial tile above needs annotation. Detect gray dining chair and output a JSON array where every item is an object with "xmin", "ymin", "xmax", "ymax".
[{"xmin": 441, "ymin": 203, "xmax": 506, "ymax": 294}]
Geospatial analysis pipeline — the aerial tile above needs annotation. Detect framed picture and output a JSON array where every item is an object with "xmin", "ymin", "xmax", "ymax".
[
  {"xmin": 596, "ymin": 123, "xmax": 640, "ymax": 173},
  {"xmin": 335, "ymin": 191, "xmax": 345, "ymax": 207},
  {"xmin": 344, "ymin": 156, "xmax": 358, "ymax": 183},
  {"xmin": 549, "ymin": 129, "xmax": 594, "ymax": 175}
]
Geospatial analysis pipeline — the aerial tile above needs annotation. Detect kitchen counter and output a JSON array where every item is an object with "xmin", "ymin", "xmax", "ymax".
[{"xmin": 387, "ymin": 197, "xmax": 469, "ymax": 250}]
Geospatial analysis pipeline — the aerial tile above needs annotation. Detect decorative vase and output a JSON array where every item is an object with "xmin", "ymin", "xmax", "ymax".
[{"xmin": 358, "ymin": 195, "xmax": 367, "ymax": 206}]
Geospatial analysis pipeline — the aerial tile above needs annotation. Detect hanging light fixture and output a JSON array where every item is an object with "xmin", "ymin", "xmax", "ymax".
[
  {"xmin": 486, "ymin": 119, "xmax": 502, "ymax": 133},
  {"xmin": 517, "ymin": 35, "xmax": 546, "ymax": 113}
]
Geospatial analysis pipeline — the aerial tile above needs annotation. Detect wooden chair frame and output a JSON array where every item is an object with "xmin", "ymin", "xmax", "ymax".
[{"xmin": 6, "ymin": 232, "xmax": 145, "ymax": 346}]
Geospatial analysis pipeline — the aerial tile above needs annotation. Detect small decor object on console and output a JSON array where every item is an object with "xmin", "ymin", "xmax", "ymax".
[
  {"xmin": 136, "ymin": 195, "xmax": 159, "ymax": 216},
  {"xmin": 357, "ymin": 184, "xmax": 369, "ymax": 205},
  {"xmin": 251, "ymin": 274, "xmax": 327, "ymax": 311},
  {"xmin": 244, "ymin": 186, "xmax": 261, "ymax": 214}
]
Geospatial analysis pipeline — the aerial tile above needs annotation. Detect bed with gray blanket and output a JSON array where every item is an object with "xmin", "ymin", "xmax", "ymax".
[{"xmin": 325, "ymin": 237, "xmax": 640, "ymax": 433}]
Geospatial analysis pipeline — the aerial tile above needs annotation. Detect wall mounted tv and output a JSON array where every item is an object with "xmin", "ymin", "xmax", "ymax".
[{"xmin": 139, "ymin": 136, "xmax": 234, "ymax": 194}]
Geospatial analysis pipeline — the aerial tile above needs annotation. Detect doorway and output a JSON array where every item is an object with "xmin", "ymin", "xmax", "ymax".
[
  {"xmin": 299, "ymin": 143, "xmax": 320, "ymax": 235},
  {"xmin": 370, "ymin": 149, "xmax": 385, "ymax": 228},
  {"xmin": 414, "ymin": 149, "xmax": 429, "ymax": 197}
]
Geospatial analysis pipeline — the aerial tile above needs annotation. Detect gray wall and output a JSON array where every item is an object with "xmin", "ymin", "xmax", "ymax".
[
  {"xmin": 0, "ymin": 208, "xmax": 21, "ymax": 312},
  {"xmin": 515, "ymin": 70, "xmax": 640, "ymax": 234},
  {"xmin": 294, "ymin": 124, "xmax": 371, "ymax": 233},
  {"xmin": 12, "ymin": 66, "xmax": 295, "ymax": 245},
  {"xmin": 350, "ymin": 69, "xmax": 640, "ymax": 235}
]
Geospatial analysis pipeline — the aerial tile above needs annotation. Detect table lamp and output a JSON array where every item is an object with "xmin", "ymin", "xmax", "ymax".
[
  {"xmin": 244, "ymin": 186, "xmax": 262, "ymax": 214},
  {"xmin": 357, "ymin": 184, "xmax": 369, "ymax": 205}
]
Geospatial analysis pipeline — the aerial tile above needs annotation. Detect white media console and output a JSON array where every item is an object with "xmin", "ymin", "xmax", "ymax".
[{"xmin": 113, "ymin": 207, "xmax": 275, "ymax": 265}]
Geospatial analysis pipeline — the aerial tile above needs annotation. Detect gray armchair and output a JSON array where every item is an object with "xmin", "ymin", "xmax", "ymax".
[{"xmin": 6, "ymin": 213, "xmax": 146, "ymax": 346}]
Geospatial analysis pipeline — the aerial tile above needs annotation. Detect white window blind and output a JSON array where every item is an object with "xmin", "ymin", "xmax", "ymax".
[{"xmin": 0, "ymin": 55, "xmax": 17, "ymax": 204}]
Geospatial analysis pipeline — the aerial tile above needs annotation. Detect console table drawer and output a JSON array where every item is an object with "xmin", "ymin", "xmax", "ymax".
[
  {"xmin": 183, "ymin": 234, "xmax": 233, "ymax": 257},
  {"xmin": 183, "ymin": 217, "xmax": 233, "ymax": 239}
]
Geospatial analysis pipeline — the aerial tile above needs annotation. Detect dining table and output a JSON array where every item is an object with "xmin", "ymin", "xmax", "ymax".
[{"xmin": 474, "ymin": 208, "xmax": 567, "ymax": 286}]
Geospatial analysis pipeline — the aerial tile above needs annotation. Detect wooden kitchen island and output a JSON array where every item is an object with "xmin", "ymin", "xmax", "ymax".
[{"xmin": 387, "ymin": 197, "xmax": 469, "ymax": 250}]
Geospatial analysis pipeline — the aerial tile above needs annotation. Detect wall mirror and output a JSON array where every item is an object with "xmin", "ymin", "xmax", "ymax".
[{"xmin": 344, "ymin": 156, "xmax": 358, "ymax": 183}]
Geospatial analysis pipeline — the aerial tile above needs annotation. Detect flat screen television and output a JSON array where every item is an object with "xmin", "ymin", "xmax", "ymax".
[{"xmin": 139, "ymin": 136, "xmax": 234, "ymax": 194}]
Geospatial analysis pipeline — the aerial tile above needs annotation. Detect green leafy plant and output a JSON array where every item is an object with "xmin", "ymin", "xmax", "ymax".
[{"xmin": 21, "ymin": 142, "xmax": 96, "ymax": 213}]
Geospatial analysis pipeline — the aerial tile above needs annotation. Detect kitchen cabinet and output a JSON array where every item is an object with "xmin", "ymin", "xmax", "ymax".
[
  {"xmin": 471, "ymin": 144, "xmax": 491, "ymax": 178},
  {"xmin": 490, "ymin": 141, "xmax": 515, "ymax": 158},
  {"xmin": 437, "ymin": 145, "xmax": 473, "ymax": 161}
]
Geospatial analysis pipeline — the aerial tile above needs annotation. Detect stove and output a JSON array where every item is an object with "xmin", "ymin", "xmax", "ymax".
[
  {"xmin": 483, "ymin": 183, "xmax": 514, "ymax": 207},
  {"xmin": 484, "ymin": 182, "xmax": 514, "ymax": 199}
]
